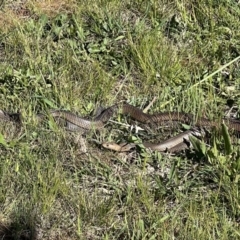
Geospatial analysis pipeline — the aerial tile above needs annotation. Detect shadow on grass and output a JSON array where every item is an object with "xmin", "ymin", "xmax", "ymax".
[{"xmin": 0, "ymin": 214, "xmax": 37, "ymax": 240}]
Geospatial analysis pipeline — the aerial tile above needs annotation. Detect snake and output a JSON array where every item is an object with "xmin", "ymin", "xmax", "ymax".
[
  {"xmin": 0, "ymin": 103, "xmax": 240, "ymax": 152},
  {"xmin": 102, "ymin": 129, "xmax": 202, "ymax": 153}
]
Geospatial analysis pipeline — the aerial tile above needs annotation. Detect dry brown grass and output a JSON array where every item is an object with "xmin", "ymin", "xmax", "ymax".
[
  {"xmin": 0, "ymin": 0, "xmax": 77, "ymax": 32},
  {"xmin": 28, "ymin": 0, "xmax": 77, "ymax": 17},
  {"xmin": 0, "ymin": 2, "xmax": 31, "ymax": 32}
]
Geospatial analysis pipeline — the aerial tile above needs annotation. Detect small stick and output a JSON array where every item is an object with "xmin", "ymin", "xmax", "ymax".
[
  {"xmin": 108, "ymin": 119, "xmax": 145, "ymax": 132},
  {"xmin": 143, "ymin": 97, "xmax": 157, "ymax": 113}
]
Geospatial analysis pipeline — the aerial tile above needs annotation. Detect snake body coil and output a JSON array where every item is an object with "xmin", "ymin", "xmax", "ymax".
[
  {"xmin": 1, "ymin": 103, "xmax": 240, "ymax": 152},
  {"xmin": 1, "ymin": 103, "xmax": 240, "ymax": 131}
]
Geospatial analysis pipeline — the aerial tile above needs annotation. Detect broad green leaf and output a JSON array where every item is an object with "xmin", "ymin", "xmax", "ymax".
[
  {"xmin": 42, "ymin": 98, "xmax": 58, "ymax": 108},
  {"xmin": 189, "ymin": 135, "xmax": 206, "ymax": 155},
  {"xmin": 115, "ymin": 35, "xmax": 125, "ymax": 41},
  {"xmin": 221, "ymin": 122, "xmax": 232, "ymax": 155},
  {"xmin": 0, "ymin": 132, "xmax": 7, "ymax": 147}
]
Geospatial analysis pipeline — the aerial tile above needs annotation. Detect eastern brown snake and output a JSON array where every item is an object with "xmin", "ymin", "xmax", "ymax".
[{"xmin": 0, "ymin": 103, "xmax": 239, "ymax": 152}]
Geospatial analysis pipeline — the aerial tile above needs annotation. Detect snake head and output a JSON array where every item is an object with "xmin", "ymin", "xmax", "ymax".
[{"xmin": 102, "ymin": 142, "xmax": 136, "ymax": 152}]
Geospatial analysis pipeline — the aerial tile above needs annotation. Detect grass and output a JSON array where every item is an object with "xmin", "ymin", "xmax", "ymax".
[{"xmin": 0, "ymin": 0, "xmax": 240, "ymax": 239}]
